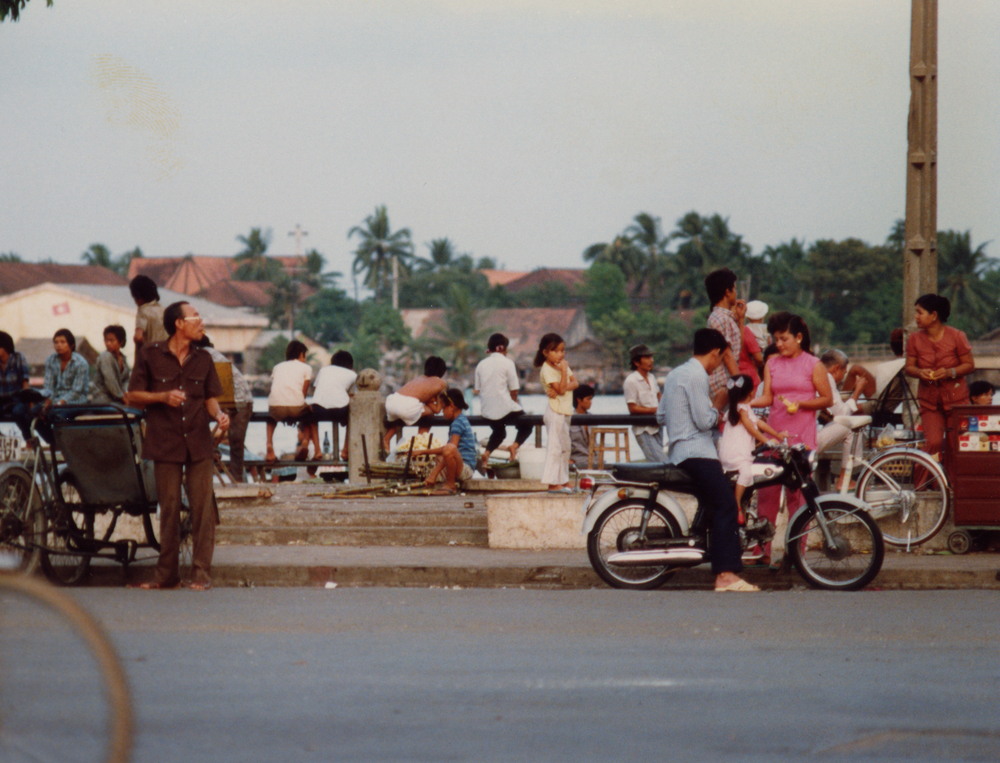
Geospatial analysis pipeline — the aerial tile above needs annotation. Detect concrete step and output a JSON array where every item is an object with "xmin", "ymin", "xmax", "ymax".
[
  {"xmin": 217, "ymin": 525, "xmax": 488, "ymax": 546},
  {"xmin": 219, "ymin": 507, "xmax": 486, "ymax": 529}
]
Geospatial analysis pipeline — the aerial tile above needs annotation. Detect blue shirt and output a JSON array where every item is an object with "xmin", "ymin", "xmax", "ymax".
[
  {"xmin": 0, "ymin": 350, "xmax": 29, "ymax": 396},
  {"xmin": 657, "ymin": 357, "xmax": 720, "ymax": 464},
  {"xmin": 44, "ymin": 352, "xmax": 91, "ymax": 405},
  {"xmin": 449, "ymin": 413, "xmax": 478, "ymax": 470}
]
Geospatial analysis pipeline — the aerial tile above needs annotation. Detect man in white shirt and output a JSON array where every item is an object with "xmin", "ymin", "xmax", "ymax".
[
  {"xmin": 623, "ymin": 344, "xmax": 664, "ymax": 462},
  {"xmin": 474, "ymin": 333, "xmax": 532, "ymax": 467},
  {"xmin": 266, "ymin": 340, "xmax": 317, "ymax": 463},
  {"xmin": 310, "ymin": 350, "xmax": 357, "ymax": 460},
  {"xmin": 816, "ymin": 349, "xmax": 871, "ymax": 490}
]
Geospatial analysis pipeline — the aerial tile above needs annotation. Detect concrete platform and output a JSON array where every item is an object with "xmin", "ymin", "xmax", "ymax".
[{"xmin": 70, "ymin": 482, "xmax": 1000, "ymax": 591}]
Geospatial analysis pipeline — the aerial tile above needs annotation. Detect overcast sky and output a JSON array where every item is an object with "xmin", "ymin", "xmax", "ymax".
[{"xmin": 2, "ymin": 0, "xmax": 997, "ymax": 282}]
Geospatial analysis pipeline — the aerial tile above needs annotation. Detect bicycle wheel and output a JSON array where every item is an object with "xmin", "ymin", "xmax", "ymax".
[
  {"xmin": 856, "ymin": 449, "xmax": 949, "ymax": 548},
  {"xmin": 587, "ymin": 500, "xmax": 680, "ymax": 590},
  {"xmin": 0, "ymin": 573, "xmax": 133, "ymax": 762},
  {"xmin": 787, "ymin": 500, "xmax": 884, "ymax": 591},
  {"xmin": 0, "ymin": 465, "xmax": 43, "ymax": 574},
  {"xmin": 38, "ymin": 474, "xmax": 93, "ymax": 586}
]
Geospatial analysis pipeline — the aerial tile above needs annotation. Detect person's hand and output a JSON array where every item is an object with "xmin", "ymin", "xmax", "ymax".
[
  {"xmin": 164, "ymin": 390, "xmax": 187, "ymax": 407},
  {"xmin": 853, "ymin": 376, "xmax": 867, "ymax": 396},
  {"xmin": 766, "ymin": 439, "xmax": 780, "ymax": 448},
  {"xmin": 545, "ymin": 386, "xmax": 558, "ymax": 398},
  {"xmin": 215, "ymin": 411, "xmax": 230, "ymax": 433}
]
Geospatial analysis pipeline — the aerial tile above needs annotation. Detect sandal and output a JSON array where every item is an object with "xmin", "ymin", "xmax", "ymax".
[
  {"xmin": 131, "ymin": 580, "xmax": 180, "ymax": 590},
  {"xmin": 187, "ymin": 581, "xmax": 213, "ymax": 591},
  {"xmin": 715, "ymin": 579, "xmax": 761, "ymax": 593}
]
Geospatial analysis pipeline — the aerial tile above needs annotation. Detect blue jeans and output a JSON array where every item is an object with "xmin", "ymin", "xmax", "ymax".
[
  {"xmin": 677, "ymin": 458, "xmax": 743, "ymax": 575},
  {"xmin": 12, "ymin": 400, "xmax": 52, "ymax": 444},
  {"xmin": 634, "ymin": 430, "xmax": 664, "ymax": 462}
]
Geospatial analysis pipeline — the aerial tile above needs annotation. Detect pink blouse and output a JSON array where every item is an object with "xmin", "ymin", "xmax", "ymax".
[{"xmin": 766, "ymin": 351, "xmax": 821, "ymax": 449}]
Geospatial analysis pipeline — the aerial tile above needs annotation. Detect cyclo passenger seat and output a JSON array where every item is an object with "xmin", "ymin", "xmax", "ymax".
[{"xmin": 608, "ymin": 462, "xmax": 700, "ymax": 496}]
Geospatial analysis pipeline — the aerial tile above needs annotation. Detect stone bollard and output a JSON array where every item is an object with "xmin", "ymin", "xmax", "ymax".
[{"xmin": 348, "ymin": 368, "xmax": 386, "ymax": 484}]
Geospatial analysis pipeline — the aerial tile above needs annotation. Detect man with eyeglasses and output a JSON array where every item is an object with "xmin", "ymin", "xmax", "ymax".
[{"xmin": 128, "ymin": 301, "xmax": 230, "ymax": 590}]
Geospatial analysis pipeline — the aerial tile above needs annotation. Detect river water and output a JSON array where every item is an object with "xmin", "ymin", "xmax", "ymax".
[{"xmin": 249, "ymin": 394, "xmax": 654, "ymax": 463}]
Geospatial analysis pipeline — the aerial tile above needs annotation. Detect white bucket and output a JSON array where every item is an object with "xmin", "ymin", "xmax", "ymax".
[{"xmin": 517, "ymin": 446, "xmax": 546, "ymax": 482}]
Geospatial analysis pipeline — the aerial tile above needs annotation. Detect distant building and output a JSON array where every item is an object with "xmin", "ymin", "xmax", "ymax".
[
  {"xmin": 127, "ymin": 254, "xmax": 313, "ymax": 310},
  {"xmin": 0, "ymin": 282, "xmax": 268, "ymax": 368},
  {"xmin": 0, "ymin": 261, "xmax": 125, "ymax": 295}
]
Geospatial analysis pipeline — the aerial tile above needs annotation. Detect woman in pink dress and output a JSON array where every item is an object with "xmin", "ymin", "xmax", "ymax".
[
  {"xmin": 749, "ymin": 312, "xmax": 833, "ymax": 564},
  {"xmin": 905, "ymin": 293, "xmax": 974, "ymax": 458}
]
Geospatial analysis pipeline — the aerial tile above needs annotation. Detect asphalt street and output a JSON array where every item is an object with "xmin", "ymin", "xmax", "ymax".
[{"xmin": 6, "ymin": 588, "xmax": 1000, "ymax": 761}]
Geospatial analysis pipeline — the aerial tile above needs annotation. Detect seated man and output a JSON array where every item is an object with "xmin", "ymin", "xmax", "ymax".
[
  {"xmin": 658, "ymin": 328, "xmax": 759, "ymax": 593},
  {"xmin": 311, "ymin": 350, "xmax": 357, "ymax": 460},
  {"xmin": 816, "ymin": 349, "xmax": 871, "ymax": 490},
  {"xmin": 569, "ymin": 384, "xmax": 595, "ymax": 469},
  {"xmin": 408, "ymin": 388, "xmax": 477, "ymax": 496},
  {"xmin": 383, "ymin": 356, "xmax": 447, "ymax": 453},
  {"xmin": 266, "ymin": 340, "xmax": 318, "ymax": 463}
]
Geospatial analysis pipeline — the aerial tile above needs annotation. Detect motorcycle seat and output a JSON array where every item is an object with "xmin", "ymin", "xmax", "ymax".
[{"xmin": 609, "ymin": 462, "xmax": 699, "ymax": 493}]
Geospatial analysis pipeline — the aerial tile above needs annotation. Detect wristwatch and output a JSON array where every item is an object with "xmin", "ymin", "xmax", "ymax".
[{"xmin": 949, "ymin": 368, "xmax": 957, "ymax": 379}]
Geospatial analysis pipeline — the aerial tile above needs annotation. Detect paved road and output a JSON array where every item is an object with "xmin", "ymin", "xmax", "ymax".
[{"xmin": 7, "ymin": 588, "xmax": 1000, "ymax": 761}]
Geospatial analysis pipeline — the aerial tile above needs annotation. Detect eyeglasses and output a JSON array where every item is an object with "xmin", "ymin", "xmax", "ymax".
[{"xmin": 181, "ymin": 316, "xmax": 203, "ymax": 322}]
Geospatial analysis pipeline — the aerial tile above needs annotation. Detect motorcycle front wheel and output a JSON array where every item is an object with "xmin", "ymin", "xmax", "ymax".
[
  {"xmin": 787, "ymin": 500, "xmax": 884, "ymax": 591},
  {"xmin": 587, "ymin": 500, "xmax": 681, "ymax": 590}
]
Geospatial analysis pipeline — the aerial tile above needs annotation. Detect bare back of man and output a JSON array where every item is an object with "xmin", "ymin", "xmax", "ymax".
[{"xmin": 383, "ymin": 375, "xmax": 447, "ymax": 452}]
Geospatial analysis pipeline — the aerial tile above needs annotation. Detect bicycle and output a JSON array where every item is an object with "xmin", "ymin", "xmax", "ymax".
[
  {"xmin": 0, "ymin": 565, "xmax": 133, "ymax": 762},
  {"xmin": 834, "ymin": 414, "xmax": 950, "ymax": 550}
]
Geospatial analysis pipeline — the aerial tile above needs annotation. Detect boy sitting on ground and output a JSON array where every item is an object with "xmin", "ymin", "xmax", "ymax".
[
  {"xmin": 383, "ymin": 356, "xmax": 448, "ymax": 454},
  {"xmin": 407, "ymin": 388, "xmax": 477, "ymax": 496}
]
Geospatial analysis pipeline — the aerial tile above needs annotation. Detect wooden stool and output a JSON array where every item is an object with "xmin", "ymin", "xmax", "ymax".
[{"xmin": 588, "ymin": 427, "xmax": 631, "ymax": 468}]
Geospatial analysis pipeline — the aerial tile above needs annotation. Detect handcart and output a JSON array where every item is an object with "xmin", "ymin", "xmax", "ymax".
[
  {"xmin": 943, "ymin": 404, "xmax": 1000, "ymax": 554},
  {"xmin": 1, "ymin": 393, "xmax": 188, "ymax": 585}
]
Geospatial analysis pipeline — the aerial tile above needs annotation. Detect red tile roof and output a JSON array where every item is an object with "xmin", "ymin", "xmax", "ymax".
[{"xmin": 0, "ymin": 262, "xmax": 126, "ymax": 295}]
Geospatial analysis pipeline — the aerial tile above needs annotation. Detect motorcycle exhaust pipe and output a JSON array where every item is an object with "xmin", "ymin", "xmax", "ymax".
[{"xmin": 607, "ymin": 547, "xmax": 706, "ymax": 567}]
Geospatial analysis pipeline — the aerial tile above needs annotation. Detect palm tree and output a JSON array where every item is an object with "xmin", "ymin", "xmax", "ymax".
[
  {"xmin": 420, "ymin": 284, "xmax": 495, "ymax": 375},
  {"xmin": 583, "ymin": 236, "xmax": 646, "ymax": 287},
  {"xmin": 937, "ymin": 230, "xmax": 996, "ymax": 335},
  {"xmin": 234, "ymin": 228, "xmax": 278, "ymax": 281},
  {"xmin": 623, "ymin": 212, "xmax": 669, "ymax": 299},
  {"xmin": 80, "ymin": 243, "xmax": 115, "ymax": 270},
  {"xmin": 418, "ymin": 238, "xmax": 456, "ymax": 272},
  {"xmin": 664, "ymin": 212, "xmax": 751, "ymax": 307},
  {"xmin": 348, "ymin": 205, "xmax": 414, "ymax": 309}
]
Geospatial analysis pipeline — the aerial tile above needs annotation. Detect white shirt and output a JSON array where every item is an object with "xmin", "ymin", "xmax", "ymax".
[
  {"xmin": 825, "ymin": 372, "xmax": 859, "ymax": 417},
  {"xmin": 623, "ymin": 369, "xmax": 661, "ymax": 436},
  {"xmin": 474, "ymin": 352, "xmax": 522, "ymax": 420},
  {"xmin": 268, "ymin": 359, "xmax": 313, "ymax": 407},
  {"xmin": 311, "ymin": 365, "xmax": 357, "ymax": 409}
]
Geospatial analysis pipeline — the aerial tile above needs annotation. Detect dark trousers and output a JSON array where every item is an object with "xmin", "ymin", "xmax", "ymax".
[
  {"xmin": 226, "ymin": 402, "xmax": 253, "ymax": 482},
  {"xmin": 486, "ymin": 411, "xmax": 533, "ymax": 453},
  {"xmin": 153, "ymin": 458, "xmax": 217, "ymax": 586},
  {"xmin": 678, "ymin": 458, "xmax": 743, "ymax": 575}
]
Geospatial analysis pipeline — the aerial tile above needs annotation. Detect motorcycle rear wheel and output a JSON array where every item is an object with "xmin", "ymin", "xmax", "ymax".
[{"xmin": 587, "ymin": 500, "xmax": 681, "ymax": 590}]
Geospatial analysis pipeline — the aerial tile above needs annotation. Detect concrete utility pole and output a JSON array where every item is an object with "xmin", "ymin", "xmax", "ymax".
[
  {"xmin": 903, "ymin": 0, "xmax": 938, "ymax": 331},
  {"xmin": 287, "ymin": 224, "xmax": 309, "ymax": 340}
]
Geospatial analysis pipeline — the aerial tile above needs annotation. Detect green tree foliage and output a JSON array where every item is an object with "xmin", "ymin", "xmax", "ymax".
[
  {"xmin": 1, "ymin": 0, "xmax": 52, "ymax": 22},
  {"xmin": 348, "ymin": 205, "xmax": 414, "ymax": 307},
  {"xmin": 0, "ymin": 252, "xmax": 23, "ymax": 262},
  {"xmin": 663, "ymin": 212, "xmax": 751, "ymax": 309},
  {"xmin": 416, "ymin": 284, "xmax": 496, "ymax": 375},
  {"xmin": 234, "ymin": 228, "xmax": 280, "ymax": 281},
  {"xmin": 347, "ymin": 301, "xmax": 412, "ymax": 371},
  {"xmin": 509, "ymin": 281, "xmax": 577, "ymax": 308},
  {"xmin": 295, "ymin": 284, "xmax": 359, "ymax": 346},
  {"xmin": 582, "ymin": 261, "xmax": 628, "ymax": 324},
  {"xmin": 79, "ymin": 243, "xmax": 142, "ymax": 276},
  {"xmin": 936, "ymin": 230, "xmax": 997, "ymax": 337},
  {"xmin": 258, "ymin": 335, "xmax": 291, "ymax": 374}
]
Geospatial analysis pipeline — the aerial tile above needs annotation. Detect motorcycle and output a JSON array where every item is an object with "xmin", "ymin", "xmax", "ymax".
[{"xmin": 579, "ymin": 441, "xmax": 884, "ymax": 591}]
